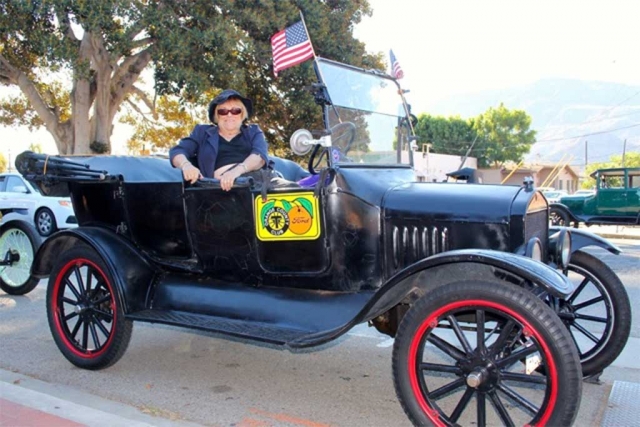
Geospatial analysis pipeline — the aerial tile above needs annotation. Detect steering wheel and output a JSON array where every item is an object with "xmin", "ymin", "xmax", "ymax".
[{"xmin": 330, "ymin": 121, "xmax": 356, "ymax": 155}]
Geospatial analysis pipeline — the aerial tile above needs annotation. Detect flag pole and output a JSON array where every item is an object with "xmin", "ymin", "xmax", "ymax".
[{"xmin": 299, "ymin": 11, "xmax": 341, "ymax": 124}]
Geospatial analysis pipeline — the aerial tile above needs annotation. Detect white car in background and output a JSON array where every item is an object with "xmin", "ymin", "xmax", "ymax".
[
  {"xmin": 0, "ymin": 172, "xmax": 77, "ymax": 237},
  {"xmin": 543, "ymin": 190, "xmax": 568, "ymax": 204}
]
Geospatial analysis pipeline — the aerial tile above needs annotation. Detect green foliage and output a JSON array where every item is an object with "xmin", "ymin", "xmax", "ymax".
[
  {"xmin": 472, "ymin": 104, "xmax": 536, "ymax": 168},
  {"xmin": 582, "ymin": 152, "xmax": 640, "ymax": 189},
  {"xmin": 1, "ymin": 0, "xmax": 380, "ymax": 154},
  {"xmin": 415, "ymin": 104, "xmax": 536, "ymax": 168},
  {"xmin": 414, "ymin": 114, "xmax": 475, "ymax": 156},
  {"xmin": 28, "ymin": 143, "xmax": 43, "ymax": 153},
  {"xmin": 0, "ymin": 153, "xmax": 6, "ymax": 173},
  {"xmin": 121, "ymin": 94, "xmax": 202, "ymax": 154}
]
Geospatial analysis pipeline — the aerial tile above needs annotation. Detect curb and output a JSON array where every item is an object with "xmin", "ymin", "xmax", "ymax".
[
  {"xmin": 0, "ymin": 369, "xmax": 204, "ymax": 427},
  {"xmin": 593, "ymin": 233, "xmax": 640, "ymax": 241}
]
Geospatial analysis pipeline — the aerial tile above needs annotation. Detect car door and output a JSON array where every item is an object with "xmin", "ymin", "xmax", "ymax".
[
  {"xmin": 183, "ymin": 181, "xmax": 329, "ymax": 284},
  {"xmin": 596, "ymin": 172, "xmax": 628, "ymax": 216}
]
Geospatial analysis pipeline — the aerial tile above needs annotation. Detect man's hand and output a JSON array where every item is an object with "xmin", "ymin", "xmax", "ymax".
[
  {"xmin": 182, "ymin": 164, "xmax": 202, "ymax": 184},
  {"xmin": 220, "ymin": 167, "xmax": 244, "ymax": 191}
]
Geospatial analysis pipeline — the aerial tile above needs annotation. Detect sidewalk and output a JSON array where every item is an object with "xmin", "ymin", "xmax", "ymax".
[
  {"xmin": 0, "ymin": 369, "xmax": 204, "ymax": 427},
  {"xmin": 586, "ymin": 224, "xmax": 640, "ymax": 240}
]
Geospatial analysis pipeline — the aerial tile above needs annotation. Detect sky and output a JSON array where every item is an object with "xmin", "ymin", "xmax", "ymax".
[
  {"xmin": 354, "ymin": 0, "xmax": 640, "ymax": 113},
  {"xmin": 2, "ymin": 0, "xmax": 640, "ymax": 162}
]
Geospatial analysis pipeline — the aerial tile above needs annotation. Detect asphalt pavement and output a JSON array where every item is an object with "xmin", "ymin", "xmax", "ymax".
[{"xmin": 1, "ymin": 228, "xmax": 638, "ymax": 427}]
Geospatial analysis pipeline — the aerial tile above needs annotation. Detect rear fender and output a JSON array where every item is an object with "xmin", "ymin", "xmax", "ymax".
[
  {"xmin": 360, "ymin": 249, "xmax": 575, "ymax": 323},
  {"xmin": 32, "ymin": 227, "xmax": 156, "ymax": 313},
  {"xmin": 549, "ymin": 225, "xmax": 621, "ymax": 255}
]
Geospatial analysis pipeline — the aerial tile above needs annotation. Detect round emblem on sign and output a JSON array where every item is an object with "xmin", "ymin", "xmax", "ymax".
[{"xmin": 263, "ymin": 207, "xmax": 289, "ymax": 236}]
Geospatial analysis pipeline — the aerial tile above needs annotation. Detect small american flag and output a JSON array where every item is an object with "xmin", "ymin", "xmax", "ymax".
[
  {"xmin": 271, "ymin": 21, "xmax": 314, "ymax": 77},
  {"xmin": 390, "ymin": 49, "xmax": 404, "ymax": 79}
]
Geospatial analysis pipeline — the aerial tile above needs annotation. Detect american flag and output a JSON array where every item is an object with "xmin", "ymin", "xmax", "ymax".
[
  {"xmin": 271, "ymin": 21, "xmax": 314, "ymax": 77},
  {"xmin": 390, "ymin": 49, "xmax": 404, "ymax": 79}
]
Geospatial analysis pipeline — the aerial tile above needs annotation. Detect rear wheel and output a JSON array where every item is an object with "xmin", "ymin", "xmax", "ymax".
[
  {"xmin": 552, "ymin": 250, "xmax": 631, "ymax": 377},
  {"xmin": 0, "ymin": 221, "xmax": 41, "ymax": 295},
  {"xmin": 393, "ymin": 281, "xmax": 582, "ymax": 427},
  {"xmin": 47, "ymin": 246, "xmax": 132, "ymax": 369}
]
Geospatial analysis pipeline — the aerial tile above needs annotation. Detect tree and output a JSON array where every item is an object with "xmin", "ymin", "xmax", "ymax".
[
  {"xmin": 472, "ymin": 103, "xmax": 536, "ymax": 168},
  {"xmin": 414, "ymin": 114, "xmax": 476, "ymax": 156},
  {"xmin": 1, "ymin": 0, "xmax": 381, "ymax": 155},
  {"xmin": 0, "ymin": 153, "xmax": 6, "ymax": 173},
  {"xmin": 582, "ymin": 152, "xmax": 640, "ymax": 189}
]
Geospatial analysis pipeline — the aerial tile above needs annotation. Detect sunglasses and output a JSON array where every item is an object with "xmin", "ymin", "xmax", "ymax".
[{"xmin": 217, "ymin": 107, "xmax": 243, "ymax": 116}]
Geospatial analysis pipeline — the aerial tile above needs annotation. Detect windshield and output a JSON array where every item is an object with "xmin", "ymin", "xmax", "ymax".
[{"xmin": 316, "ymin": 59, "xmax": 413, "ymax": 166}]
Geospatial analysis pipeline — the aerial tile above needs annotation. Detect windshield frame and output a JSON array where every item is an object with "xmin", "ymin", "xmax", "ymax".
[{"xmin": 313, "ymin": 58, "xmax": 415, "ymax": 169}]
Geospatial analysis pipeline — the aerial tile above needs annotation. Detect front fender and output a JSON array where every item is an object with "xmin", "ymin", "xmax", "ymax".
[
  {"xmin": 359, "ymin": 249, "xmax": 574, "ymax": 323},
  {"xmin": 32, "ymin": 227, "xmax": 157, "ymax": 313},
  {"xmin": 550, "ymin": 225, "xmax": 621, "ymax": 255}
]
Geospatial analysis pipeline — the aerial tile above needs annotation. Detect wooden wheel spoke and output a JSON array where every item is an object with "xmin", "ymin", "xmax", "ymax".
[
  {"xmin": 450, "ymin": 386, "xmax": 475, "ymax": 423},
  {"xmin": 427, "ymin": 334, "xmax": 467, "ymax": 361},
  {"xmin": 488, "ymin": 391, "xmax": 515, "ymax": 427},
  {"xmin": 448, "ymin": 314, "xmax": 473, "ymax": 354},
  {"xmin": 428, "ymin": 377, "xmax": 466, "ymax": 400},
  {"xmin": 499, "ymin": 384, "xmax": 539, "ymax": 416}
]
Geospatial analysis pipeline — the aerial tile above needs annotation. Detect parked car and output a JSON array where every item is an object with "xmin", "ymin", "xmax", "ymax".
[
  {"xmin": 0, "ymin": 172, "xmax": 77, "ymax": 236},
  {"xmin": 543, "ymin": 190, "xmax": 568, "ymax": 203},
  {"xmin": 550, "ymin": 167, "xmax": 640, "ymax": 227},
  {"xmin": 573, "ymin": 189, "xmax": 596, "ymax": 196},
  {"xmin": 17, "ymin": 58, "xmax": 616, "ymax": 426}
]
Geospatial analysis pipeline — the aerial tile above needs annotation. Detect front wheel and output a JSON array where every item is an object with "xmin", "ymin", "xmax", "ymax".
[
  {"xmin": 393, "ymin": 281, "xmax": 582, "ymax": 427},
  {"xmin": 0, "ymin": 221, "xmax": 42, "ymax": 295},
  {"xmin": 553, "ymin": 250, "xmax": 632, "ymax": 377},
  {"xmin": 549, "ymin": 207, "xmax": 570, "ymax": 227},
  {"xmin": 47, "ymin": 246, "xmax": 132, "ymax": 369}
]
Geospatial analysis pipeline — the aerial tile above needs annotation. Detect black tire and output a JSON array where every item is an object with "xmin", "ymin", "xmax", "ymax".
[
  {"xmin": 0, "ymin": 221, "xmax": 42, "ymax": 295},
  {"xmin": 554, "ymin": 250, "xmax": 632, "ymax": 377},
  {"xmin": 393, "ymin": 281, "xmax": 582, "ymax": 427},
  {"xmin": 35, "ymin": 207, "xmax": 57, "ymax": 237},
  {"xmin": 47, "ymin": 246, "xmax": 132, "ymax": 370},
  {"xmin": 549, "ymin": 207, "xmax": 570, "ymax": 227}
]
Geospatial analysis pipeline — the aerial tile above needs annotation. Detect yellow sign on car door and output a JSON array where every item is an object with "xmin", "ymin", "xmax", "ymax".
[{"xmin": 254, "ymin": 192, "xmax": 321, "ymax": 241}]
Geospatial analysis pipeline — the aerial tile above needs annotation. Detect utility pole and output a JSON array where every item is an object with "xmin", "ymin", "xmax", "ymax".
[
  {"xmin": 584, "ymin": 140, "xmax": 588, "ymax": 166},
  {"xmin": 622, "ymin": 139, "xmax": 627, "ymax": 167}
]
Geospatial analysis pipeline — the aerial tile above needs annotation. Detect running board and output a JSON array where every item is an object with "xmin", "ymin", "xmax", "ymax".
[{"xmin": 127, "ymin": 309, "xmax": 310, "ymax": 346}]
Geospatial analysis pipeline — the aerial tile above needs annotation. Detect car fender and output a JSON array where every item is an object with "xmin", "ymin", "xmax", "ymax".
[
  {"xmin": 550, "ymin": 225, "xmax": 621, "ymax": 255},
  {"xmin": 32, "ymin": 227, "xmax": 157, "ymax": 313},
  {"xmin": 0, "ymin": 211, "xmax": 34, "ymax": 226},
  {"xmin": 359, "ymin": 249, "xmax": 575, "ymax": 323}
]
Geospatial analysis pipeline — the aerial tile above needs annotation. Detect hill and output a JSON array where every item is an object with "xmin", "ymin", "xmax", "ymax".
[{"xmin": 429, "ymin": 79, "xmax": 640, "ymax": 170}]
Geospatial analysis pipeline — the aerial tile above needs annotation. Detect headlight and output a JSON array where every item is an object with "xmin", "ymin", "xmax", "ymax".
[
  {"xmin": 549, "ymin": 228, "xmax": 572, "ymax": 269},
  {"xmin": 525, "ymin": 237, "xmax": 543, "ymax": 262}
]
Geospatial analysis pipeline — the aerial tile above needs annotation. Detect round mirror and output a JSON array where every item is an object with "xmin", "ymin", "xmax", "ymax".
[{"xmin": 290, "ymin": 129, "xmax": 314, "ymax": 156}]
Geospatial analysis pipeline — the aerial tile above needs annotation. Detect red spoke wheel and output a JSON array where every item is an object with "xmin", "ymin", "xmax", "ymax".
[
  {"xmin": 393, "ymin": 281, "xmax": 582, "ymax": 427},
  {"xmin": 47, "ymin": 246, "xmax": 132, "ymax": 370}
]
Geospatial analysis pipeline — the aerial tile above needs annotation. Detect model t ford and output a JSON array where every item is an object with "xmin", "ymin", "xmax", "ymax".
[{"xmin": 12, "ymin": 58, "xmax": 632, "ymax": 426}]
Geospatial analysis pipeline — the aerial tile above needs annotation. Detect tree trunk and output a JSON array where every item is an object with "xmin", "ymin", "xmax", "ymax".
[{"xmin": 72, "ymin": 32, "xmax": 93, "ymax": 154}]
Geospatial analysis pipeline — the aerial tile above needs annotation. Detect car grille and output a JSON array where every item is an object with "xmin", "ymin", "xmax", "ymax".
[{"xmin": 524, "ymin": 209, "xmax": 548, "ymax": 258}]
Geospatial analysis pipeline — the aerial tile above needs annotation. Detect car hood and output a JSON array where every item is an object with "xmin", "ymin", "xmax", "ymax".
[{"xmin": 382, "ymin": 182, "xmax": 523, "ymax": 223}]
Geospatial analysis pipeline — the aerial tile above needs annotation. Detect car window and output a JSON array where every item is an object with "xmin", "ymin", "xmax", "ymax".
[
  {"xmin": 0, "ymin": 176, "xmax": 5, "ymax": 192},
  {"xmin": 5, "ymin": 176, "xmax": 27, "ymax": 193},
  {"xmin": 631, "ymin": 175, "xmax": 640, "ymax": 188}
]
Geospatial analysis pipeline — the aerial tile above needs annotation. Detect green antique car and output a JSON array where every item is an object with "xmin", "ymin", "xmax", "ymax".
[{"xmin": 550, "ymin": 167, "xmax": 640, "ymax": 227}]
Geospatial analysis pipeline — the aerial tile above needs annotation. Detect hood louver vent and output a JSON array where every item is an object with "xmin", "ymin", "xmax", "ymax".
[{"xmin": 391, "ymin": 224, "xmax": 449, "ymax": 271}]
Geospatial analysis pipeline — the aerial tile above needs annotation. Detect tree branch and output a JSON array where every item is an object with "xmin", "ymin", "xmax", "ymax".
[
  {"xmin": 130, "ymin": 85, "xmax": 156, "ymax": 115},
  {"xmin": 125, "ymin": 98, "xmax": 154, "ymax": 123},
  {"xmin": 0, "ymin": 54, "xmax": 61, "ymax": 132}
]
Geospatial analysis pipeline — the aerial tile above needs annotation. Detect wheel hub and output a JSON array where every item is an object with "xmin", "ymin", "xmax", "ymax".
[{"xmin": 460, "ymin": 357, "xmax": 499, "ymax": 391}]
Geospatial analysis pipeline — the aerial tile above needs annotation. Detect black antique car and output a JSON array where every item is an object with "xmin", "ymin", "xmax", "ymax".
[{"xmin": 14, "ymin": 58, "xmax": 630, "ymax": 426}]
